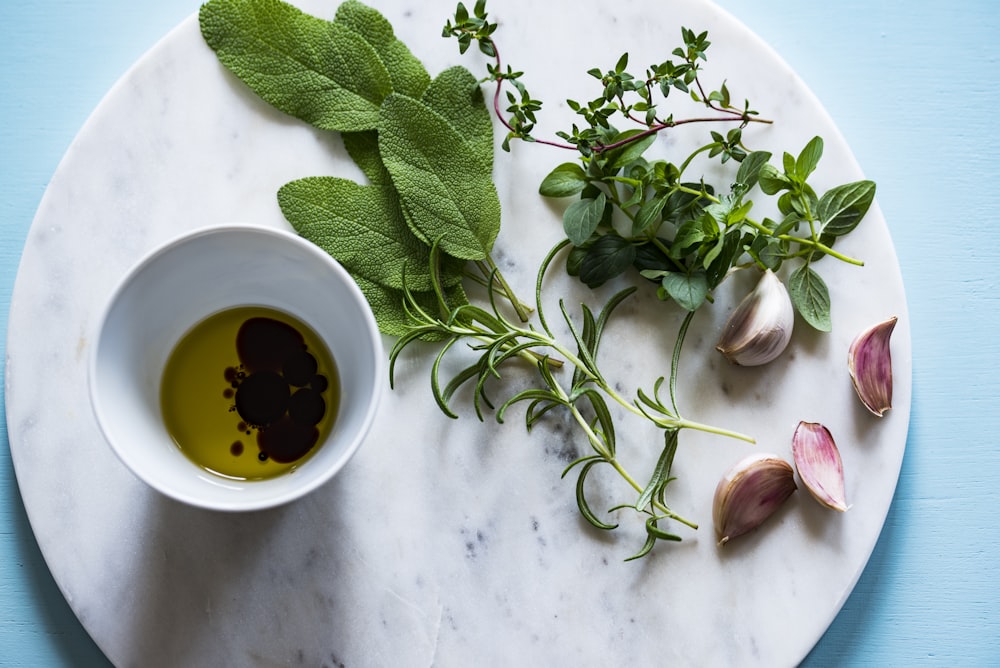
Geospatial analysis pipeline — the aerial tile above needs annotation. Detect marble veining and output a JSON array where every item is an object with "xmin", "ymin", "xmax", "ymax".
[{"xmin": 6, "ymin": 0, "xmax": 911, "ymax": 666}]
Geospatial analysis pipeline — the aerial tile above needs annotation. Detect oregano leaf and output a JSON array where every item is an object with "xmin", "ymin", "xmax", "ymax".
[
  {"xmin": 579, "ymin": 233, "xmax": 637, "ymax": 288},
  {"xmin": 735, "ymin": 150, "xmax": 772, "ymax": 190},
  {"xmin": 660, "ymin": 271, "xmax": 708, "ymax": 311},
  {"xmin": 795, "ymin": 136, "xmax": 824, "ymax": 182},
  {"xmin": 563, "ymin": 192, "xmax": 607, "ymax": 246},
  {"xmin": 539, "ymin": 163, "xmax": 588, "ymax": 198},
  {"xmin": 632, "ymin": 193, "xmax": 669, "ymax": 235},
  {"xmin": 788, "ymin": 265, "xmax": 832, "ymax": 331},
  {"xmin": 818, "ymin": 180, "xmax": 876, "ymax": 237},
  {"xmin": 758, "ymin": 163, "xmax": 790, "ymax": 195}
]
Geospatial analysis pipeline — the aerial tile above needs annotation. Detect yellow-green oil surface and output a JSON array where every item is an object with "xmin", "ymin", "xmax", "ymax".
[{"xmin": 160, "ymin": 306, "xmax": 339, "ymax": 480}]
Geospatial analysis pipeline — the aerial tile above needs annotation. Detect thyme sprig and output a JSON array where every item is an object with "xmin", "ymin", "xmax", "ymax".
[
  {"xmin": 390, "ymin": 240, "xmax": 753, "ymax": 558},
  {"xmin": 443, "ymin": 0, "xmax": 770, "ymax": 153}
]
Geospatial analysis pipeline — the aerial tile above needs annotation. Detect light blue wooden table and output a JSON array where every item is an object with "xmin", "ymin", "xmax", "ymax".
[{"xmin": 2, "ymin": 1, "xmax": 998, "ymax": 665}]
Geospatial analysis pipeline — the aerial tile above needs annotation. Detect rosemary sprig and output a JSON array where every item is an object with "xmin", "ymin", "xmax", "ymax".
[{"xmin": 390, "ymin": 240, "xmax": 754, "ymax": 557}]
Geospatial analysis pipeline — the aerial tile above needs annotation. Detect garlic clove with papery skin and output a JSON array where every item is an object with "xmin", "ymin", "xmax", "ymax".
[
  {"xmin": 716, "ymin": 269, "xmax": 794, "ymax": 366},
  {"xmin": 713, "ymin": 453, "xmax": 797, "ymax": 546},
  {"xmin": 792, "ymin": 421, "xmax": 848, "ymax": 512},
  {"xmin": 848, "ymin": 316, "xmax": 897, "ymax": 417}
]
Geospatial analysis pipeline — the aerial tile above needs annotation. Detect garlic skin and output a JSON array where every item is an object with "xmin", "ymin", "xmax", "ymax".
[
  {"xmin": 848, "ymin": 316, "xmax": 897, "ymax": 416},
  {"xmin": 792, "ymin": 421, "xmax": 848, "ymax": 512},
  {"xmin": 716, "ymin": 269, "xmax": 794, "ymax": 366},
  {"xmin": 713, "ymin": 453, "xmax": 797, "ymax": 546}
]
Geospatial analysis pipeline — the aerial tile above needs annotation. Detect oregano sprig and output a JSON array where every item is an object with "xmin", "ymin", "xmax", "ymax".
[{"xmin": 445, "ymin": 1, "xmax": 875, "ymax": 332}]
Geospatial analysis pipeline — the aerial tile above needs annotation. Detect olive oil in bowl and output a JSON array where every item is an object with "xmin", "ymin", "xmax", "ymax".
[{"xmin": 160, "ymin": 306, "xmax": 340, "ymax": 481}]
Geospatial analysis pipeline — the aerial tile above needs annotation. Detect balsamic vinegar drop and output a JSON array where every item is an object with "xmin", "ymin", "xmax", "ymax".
[{"xmin": 160, "ymin": 306, "xmax": 340, "ymax": 480}]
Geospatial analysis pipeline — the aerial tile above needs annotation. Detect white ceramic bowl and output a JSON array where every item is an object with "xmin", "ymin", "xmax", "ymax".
[{"xmin": 89, "ymin": 224, "xmax": 383, "ymax": 511}]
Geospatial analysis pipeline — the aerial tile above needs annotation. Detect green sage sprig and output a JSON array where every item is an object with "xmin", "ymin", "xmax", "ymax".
[{"xmin": 201, "ymin": 0, "xmax": 534, "ymax": 327}]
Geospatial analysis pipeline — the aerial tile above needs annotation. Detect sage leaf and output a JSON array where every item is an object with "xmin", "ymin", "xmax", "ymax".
[
  {"xmin": 420, "ymin": 66, "xmax": 494, "ymax": 172},
  {"xmin": 342, "ymin": 131, "xmax": 391, "ymax": 186},
  {"xmin": 563, "ymin": 192, "xmax": 607, "ymax": 246},
  {"xmin": 199, "ymin": 0, "xmax": 391, "ymax": 132},
  {"xmin": 342, "ymin": 66, "xmax": 493, "ymax": 187},
  {"xmin": 333, "ymin": 0, "xmax": 430, "ymax": 99},
  {"xmin": 354, "ymin": 275, "xmax": 467, "ymax": 339},
  {"xmin": 378, "ymin": 93, "xmax": 501, "ymax": 260},
  {"xmin": 277, "ymin": 177, "xmax": 463, "ymax": 291},
  {"xmin": 818, "ymin": 180, "xmax": 876, "ymax": 237},
  {"xmin": 788, "ymin": 265, "xmax": 832, "ymax": 331}
]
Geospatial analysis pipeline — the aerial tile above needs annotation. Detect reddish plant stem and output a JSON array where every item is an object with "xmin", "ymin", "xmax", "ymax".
[{"xmin": 485, "ymin": 36, "xmax": 770, "ymax": 154}]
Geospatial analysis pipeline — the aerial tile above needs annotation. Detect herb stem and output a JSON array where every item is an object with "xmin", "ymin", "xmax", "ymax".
[
  {"xmin": 478, "ymin": 33, "xmax": 769, "ymax": 156},
  {"xmin": 742, "ymin": 219, "xmax": 865, "ymax": 266},
  {"xmin": 594, "ymin": 115, "xmax": 771, "ymax": 154},
  {"xmin": 666, "ymin": 188, "xmax": 865, "ymax": 266},
  {"xmin": 677, "ymin": 143, "xmax": 715, "ymax": 177},
  {"xmin": 476, "ymin": 256, "xmax": 535, "ymax": 321},
  {"xmin": 561, "ymin": 384, "xmax": 699, "ymax": 529}
]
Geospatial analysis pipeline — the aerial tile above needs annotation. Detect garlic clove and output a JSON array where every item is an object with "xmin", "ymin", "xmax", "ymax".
[
  {"xmin": 713, "ymin": 453, "xmax": 797, "ymax": 546},
  {"xmin": 792, "ymin": 421, "xmax": 848, "ymax": 512},
  {"xmin": 848, "ymin": 316, "xmax": 897, "ymax": 416},
  {"xmin": 716, "ymin": 269, "xmax": 794, "ymax": 366}
]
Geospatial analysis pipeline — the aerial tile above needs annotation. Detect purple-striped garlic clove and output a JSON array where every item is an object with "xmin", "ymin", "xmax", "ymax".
[
  {"xmin": 848, "ymin": 316, "xmax": 897, "ymax": 417},
  {"xmin": 716, "ymin": 269, "xmax": 794, "ymax": 366},
  {"xmin": 792, "ymin": 421, "xmax": 848, "ymax": 512},
  {"xmin": 713, "ymin": 453, "xmax": 797, "ymax": 546}
]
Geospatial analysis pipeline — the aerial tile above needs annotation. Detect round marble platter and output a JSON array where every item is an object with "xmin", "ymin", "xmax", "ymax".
[{"xmin": 6, "ymin": 0, "xmax": 911, "ymax": 666}]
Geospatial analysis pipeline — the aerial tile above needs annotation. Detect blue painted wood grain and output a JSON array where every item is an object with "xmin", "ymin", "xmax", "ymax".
[{"xmin": 2, "ymin": 1, "xmax": 998, "ymax": 665}]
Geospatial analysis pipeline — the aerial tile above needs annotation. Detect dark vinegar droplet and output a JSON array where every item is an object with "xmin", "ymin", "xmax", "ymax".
[
  {"xmin": 230, "ymin": 441, "xmax": 244, "ymax": 456},
  {"xmin": 223, "ymin": 388, "xmax": 234, "ymax": 399},
  {"xmin": 258, "ymin": 451, "xmax": 269, "ymax": 462},
  {"xmin": 288, "ymin": 388, "xmax": 325, "ymax": 426},
  {"xmin": 237, "ymin": 317, "xmax": 305, "ymax": 373},
  {"xmin": 311, "ymin": 374, "xmax": 329, "ymax": 393},
  {"xmin": 283, "ymin": 351, "xmax": 317, "ymax": 387},
  {"xmin": 234, "ymin": 370, "xmax": 289, "ymax": 426},
  {"xmin": 224, "ymin": 366, "xmax": 239, "ymax": 383},
  {"xmin": 257, "ymin": 416, "xmax": 319, "ymax": 464}
]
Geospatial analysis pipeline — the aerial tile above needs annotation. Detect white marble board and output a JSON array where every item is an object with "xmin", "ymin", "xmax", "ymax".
[{"xmin": 6, "ymin": 0, "xmax": 911, "ymax": 665}]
